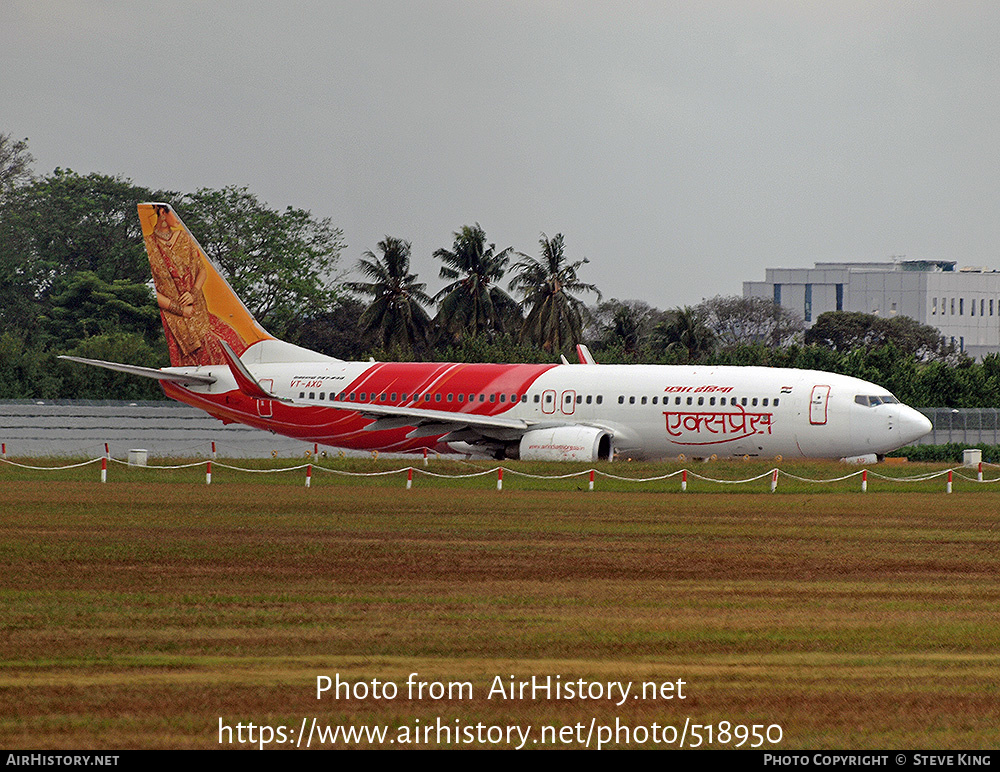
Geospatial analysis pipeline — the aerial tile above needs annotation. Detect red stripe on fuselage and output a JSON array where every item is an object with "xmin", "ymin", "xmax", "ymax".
[
  {"xmin": 340, "ymin": 361, "xmax": 556, "ymax": 415},
  {"xmin": 162, "ymin": 361, "xmax": 558, "ymax": 453}
]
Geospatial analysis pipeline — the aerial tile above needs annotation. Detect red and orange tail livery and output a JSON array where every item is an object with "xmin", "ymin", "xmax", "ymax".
[{"xmin": 138, "ymin": 203, "xmax": 272, "ymax": 367}]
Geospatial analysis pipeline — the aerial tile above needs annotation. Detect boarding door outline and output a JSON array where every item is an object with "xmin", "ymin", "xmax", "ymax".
[
  {"xmin": 541, "ymin": 389, "xmax": 557, "ymax": 415},
  {"xmin": 809, "ymin": 384, "xmax": 830, "ymax": 425},
  {"xmin": 257, "ymin": 379, "xmax": 274, "ymax": 417},
  {"xmin": 561, "ymin": 389, "xmax": 577, "ymax": 416}
]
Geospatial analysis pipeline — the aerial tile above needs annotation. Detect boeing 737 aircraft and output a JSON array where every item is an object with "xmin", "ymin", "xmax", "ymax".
[{"xmin": 61, "ymin": 203, "xmax": 932, "ymax": 461}]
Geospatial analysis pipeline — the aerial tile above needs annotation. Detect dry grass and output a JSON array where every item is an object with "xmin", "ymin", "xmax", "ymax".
[{"xmin": 1, "ymin": 479, "xmax": 999, "ymax": 748}]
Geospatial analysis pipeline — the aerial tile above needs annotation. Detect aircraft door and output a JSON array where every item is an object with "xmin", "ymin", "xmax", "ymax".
[
  {"xmin": 809, "ymin": 385, "xmax": 830, "ymax": 425},
  {"xmin": 257, "ymin": 379, "xmax": 274, "ymax": 418},
  {"xmin": 541, "ymin": 389, "xmax": 557, "ymax": 415},
  {"xmin": 561, "ymin": 390, "xmax": 577, "ymax": 416}
]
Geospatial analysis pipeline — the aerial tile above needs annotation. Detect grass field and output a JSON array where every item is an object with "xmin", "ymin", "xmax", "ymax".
[{"xmin": 2, "ymin": 461, "xmax": 999, "ymax": 749}]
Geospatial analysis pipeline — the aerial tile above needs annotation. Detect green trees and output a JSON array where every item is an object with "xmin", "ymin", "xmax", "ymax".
[
  {"xmin": 805, "ymin": 311, "xmax": 955, "ymax": 362},
  {"xmin": 0, "ymin": 168, "xmax": 169, "ymax": 331},
  {"xmin": 347, "ymin": 237, "xmax": 433, "ymax": 358},
  {"xmin": 177, "ymin": 186, "xmax": 345, "ymax": 339},
  {"xmin": 433, "ymin": 224, "xmax": 520, "ymax": 344},
  {"xmin": 0, "ymin": 147, "xmax": 344, "ymax": 397},
  {"xmin": 694, "ymin": 295, "xmax": 804, "ymax": 350},
  {"xmin": 652, "ymin": 306, "xmax": 716, "ymax": 363},
  {"xmin": 509, "ymin": 233, "xmax": 601, "ymax": 354},
  {"xmin": 0, "ymin": 132, "xmax": 35, "ymax": 202}
]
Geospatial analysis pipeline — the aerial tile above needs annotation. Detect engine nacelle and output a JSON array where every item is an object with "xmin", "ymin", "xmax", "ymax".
[{"xmin": 517, "ymin": 426, "xmax": 613, "ymax": 462}]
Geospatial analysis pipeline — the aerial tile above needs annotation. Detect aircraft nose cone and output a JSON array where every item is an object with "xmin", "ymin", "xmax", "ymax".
[{"xmin": 899, "ymin": 408, "xmax": 933, "ymax": 445}]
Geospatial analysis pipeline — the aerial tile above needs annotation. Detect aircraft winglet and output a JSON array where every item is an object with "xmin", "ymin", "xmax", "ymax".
[
  {"xmin": 218, "ymin": 340, "xmax": 281, "ymax": 401},
  {"xmin": 576, "ymin": 344, "xmax": 597, "ymax": 365}
]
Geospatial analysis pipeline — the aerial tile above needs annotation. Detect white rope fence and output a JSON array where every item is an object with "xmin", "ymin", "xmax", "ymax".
[{"xmin": 2, "ymin": 448, "xmax": 999, "ymax": 492}]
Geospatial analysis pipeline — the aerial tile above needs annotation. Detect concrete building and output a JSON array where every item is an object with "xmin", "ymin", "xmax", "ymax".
[{"xmin": 743, "ymin": 260, "xmax": 1000, "ymax": 359}]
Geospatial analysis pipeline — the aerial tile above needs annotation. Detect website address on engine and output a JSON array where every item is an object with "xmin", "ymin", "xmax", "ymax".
[{"xmin": 219, "ymin": 717, "xmax": 784, "ymax": 749}]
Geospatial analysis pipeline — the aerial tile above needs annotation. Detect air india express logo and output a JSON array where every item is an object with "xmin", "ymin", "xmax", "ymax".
[{"xmin": 662, "ymin": 385, "xmax": 773, "ymax": 446}]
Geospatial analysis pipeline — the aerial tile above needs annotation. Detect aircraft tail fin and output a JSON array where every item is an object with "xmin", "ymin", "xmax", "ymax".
[{"xmin": 138, "ymin": 202, "xmax": 273, "ymax": 368}]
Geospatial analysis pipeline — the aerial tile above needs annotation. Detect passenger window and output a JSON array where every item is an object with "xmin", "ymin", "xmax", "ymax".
[
  {"xmin": 299, "ymin": 392, "xmax": 305, "ymax": 398},
  {"xmin": 752, "ymin": 398, "xmax": 758, "ymax": 406},
  {"xmin": 697, "ymin": 397, "xmax": 704, "ymax": 406},
  {"xmin": 641, "ymin": 396, "xmax": 647, "ymax": 405},
  {"xmin": 447, "ymin": 393, "xmax": 454, "ymax": 402},
  {"xmin": 686, "ymin": 397, "xmax": 693, "ymax": 405},
  {"xmin": 596, "ymin": 396, "xmax": 603, "ymax": 404},
  {"xmin": 500, "ymin": 394, "xmax": 506, "ymax": 403},
  {"xmin": 774, "ymin": 398, "xmax": 779, "ymax": 407},
  {"xmin": 586, "ymin": 395, "xmax": 592, "ymax": 404},
  {"xmin": 490, "ymin": 394, "xmax": 496, "ymax": 403},
  {"xmin": 309, "ymin": 392, "xmax": 315, "ymax": 400},
  {"xmin": 533, "ymin": 394, "xmax": 540, "ymax": 403},
  {"xmin": 629, "ymin": 396, "xmax": 636, "ymax": 404},
  {"xmin": 619, "ymin": 396, "xmax": 625, "ymax": 404},
  {"xmin": 435, "ymin": 394, "xmax": 441, "ymax": 402},
  {"xmin": 319, "ymin": 392, "xmax": 325, "ymax": 400}
]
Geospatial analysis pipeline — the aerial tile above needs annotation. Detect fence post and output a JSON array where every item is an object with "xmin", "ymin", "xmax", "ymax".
[
  {"xmin": 305, "ymin": 464, "xmax": 312, "ymax": 488},
  {"xmin": 100, "ymin": 457, "xmax": 107, "ymax": 483},
  {"xmin": 406, "ymin": 467, "xmax": 413, "ymax": 490},
  {"xmin": 946, "ymin": 469, "xmax": 952, "ymax": 494},
  {"xmin": 497, "ymin": 468, "xmax": 503, "ymax": 491},
  {"xmin": 770, "ymin": 468, "xmax": 778, "ymax": 493},
  {"xmin": 681, "ymin": 469, "xmax": 687, "ymax": 492},
  {"xmin": 861, "ymin": 469, "xmax": 867, "ymax": 493},
  {"xmin": 206, "ymin": 461, "xmax": 212, "ymax": 485},
  {"xmin": 978, "ymin": 462, "xmax": 983, "ymax": 483},
  {"xmin": 588, "ymin": 469, "xmax": 594, "ymax": 491}
]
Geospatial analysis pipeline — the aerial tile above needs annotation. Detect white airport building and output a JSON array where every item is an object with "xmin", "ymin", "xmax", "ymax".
[{"xmin": 743, "ymin": 260, "xmax": 1000, "ymax": 359}]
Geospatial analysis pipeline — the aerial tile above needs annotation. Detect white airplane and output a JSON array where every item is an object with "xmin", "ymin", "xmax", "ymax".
[{"xmin": 61, "ymin": 203, "xmax": 932, "ymax": 461}]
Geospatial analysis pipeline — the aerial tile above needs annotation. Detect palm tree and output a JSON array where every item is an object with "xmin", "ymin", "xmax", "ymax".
[
  {"xmin": 508, "ymin": 233, "xmax": 601, "ymax": 353},
  {"xmin": 652, "ymin": 306, "xmax": 715, "ymax": 362},
  {"xmin": 347, "ymin": 237, "xmax": 433, "ymax": 357},
  {"xmin": 433, "ymin": 224, "xmax": 520, "ymax": 343}
]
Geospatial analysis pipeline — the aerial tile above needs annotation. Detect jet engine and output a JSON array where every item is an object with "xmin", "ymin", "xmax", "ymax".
[{"xmin": 514, "ymin": 426, "xmax": 613, "ymax": 462}]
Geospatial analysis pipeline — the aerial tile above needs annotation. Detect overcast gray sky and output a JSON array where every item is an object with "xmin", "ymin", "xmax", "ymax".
[{"xmin": 3, "ymin": 1, "xmax": 999, "ymax": 310}]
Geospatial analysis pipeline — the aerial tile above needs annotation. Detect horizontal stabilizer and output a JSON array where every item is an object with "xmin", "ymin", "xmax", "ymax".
[{"xmin": 58, "ymin": 355, "xmax": 217, "ymax": 385}]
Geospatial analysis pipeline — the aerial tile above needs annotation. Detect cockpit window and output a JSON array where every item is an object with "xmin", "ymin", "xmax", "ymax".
[{"xmin": 855, "ymin": 394, "xmax": 899, "ymax": 407}]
